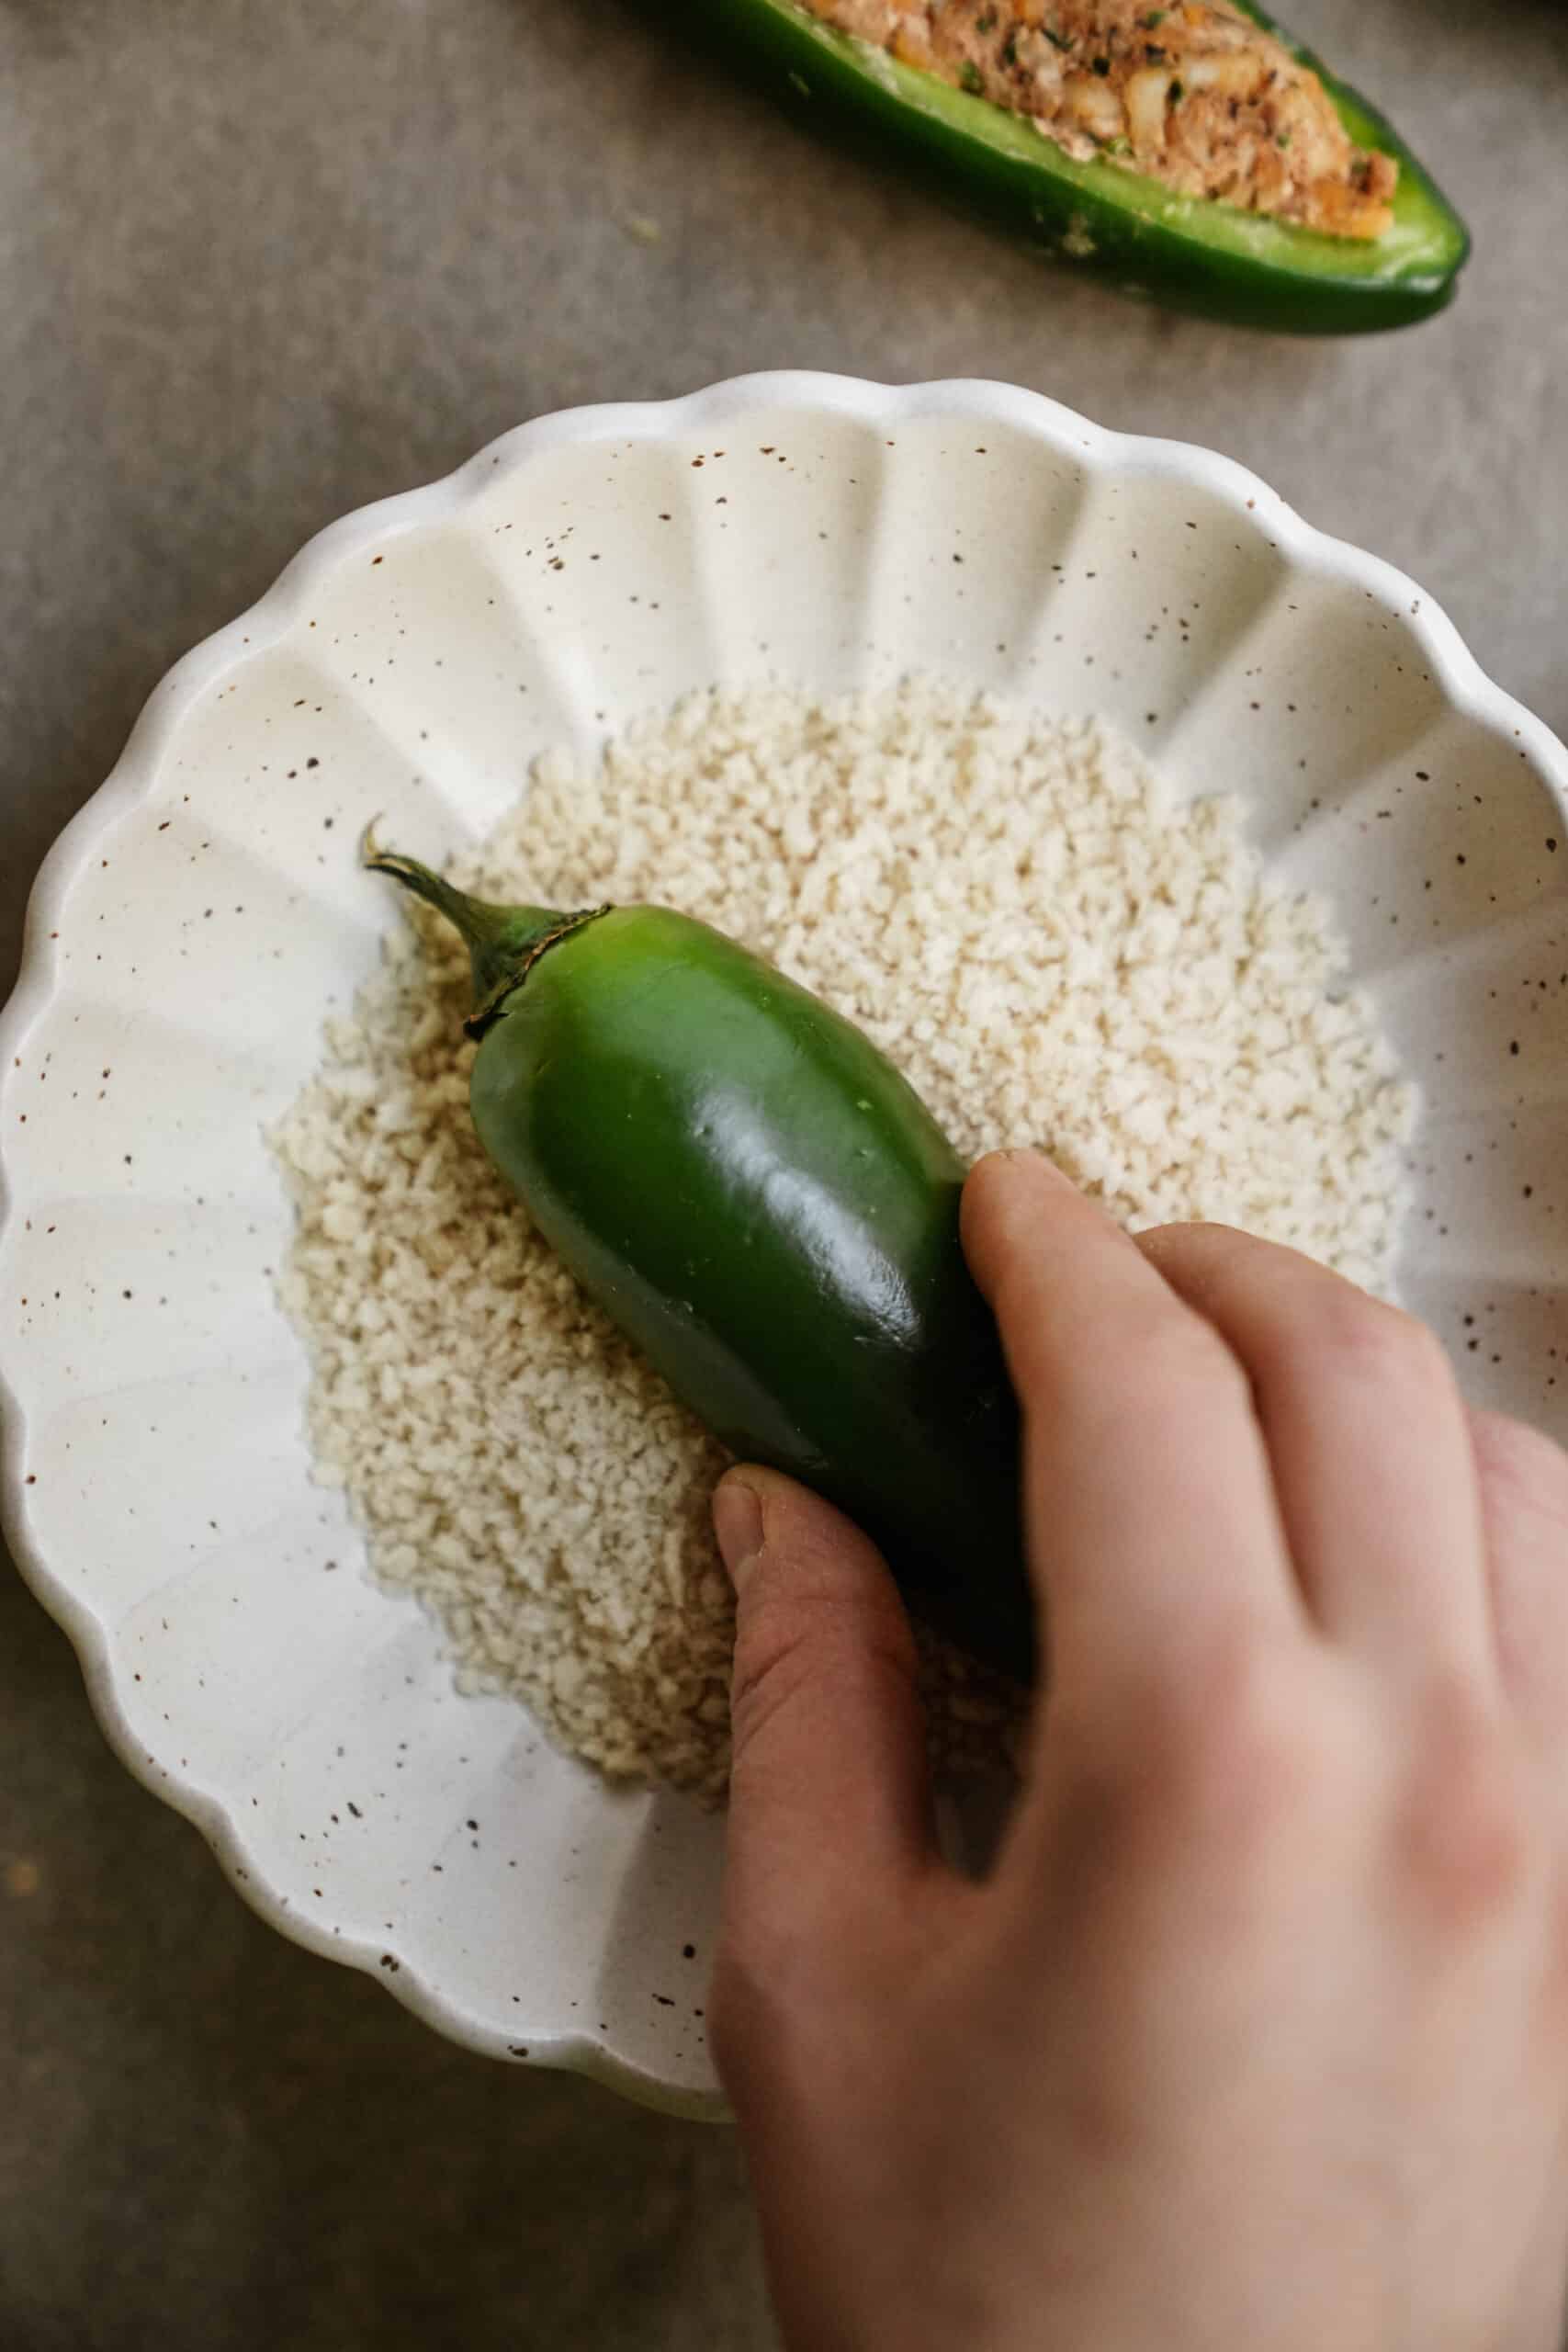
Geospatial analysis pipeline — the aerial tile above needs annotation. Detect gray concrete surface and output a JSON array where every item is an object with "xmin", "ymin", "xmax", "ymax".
[{"xmin": 1, "ymin": 2, "xmax": 1564, "ymax": 2346}]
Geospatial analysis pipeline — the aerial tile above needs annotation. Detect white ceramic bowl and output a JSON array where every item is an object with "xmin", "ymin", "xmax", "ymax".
[{"xmin": 4, "ymin": 373, "xmax": 1567, "ymax": 2118}]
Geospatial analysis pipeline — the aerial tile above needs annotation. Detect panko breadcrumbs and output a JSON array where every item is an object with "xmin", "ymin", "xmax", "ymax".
[{"xmin": 271, "ymin": 681, "xmax": 1416, "ymax": 1801}]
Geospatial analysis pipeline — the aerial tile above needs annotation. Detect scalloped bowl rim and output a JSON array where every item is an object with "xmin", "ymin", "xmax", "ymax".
[{"xmin": 4, "ymin": 370, "xmax": 1566, "ymax": 2115}]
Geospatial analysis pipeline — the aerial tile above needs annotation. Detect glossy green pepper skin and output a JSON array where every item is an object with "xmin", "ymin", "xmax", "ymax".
[
  {"xmin": 683, "ymin": 0, "xmax": 1469, "ymax": 334},
  {"xmin": 368, "ymin": 850, "xmax": 1034, "ymax": 1681}
]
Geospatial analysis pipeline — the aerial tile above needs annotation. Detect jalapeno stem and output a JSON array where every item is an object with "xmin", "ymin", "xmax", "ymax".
[{"xmin": 364, "ymin": 836, "xmax": 608, "ymax": 1034}]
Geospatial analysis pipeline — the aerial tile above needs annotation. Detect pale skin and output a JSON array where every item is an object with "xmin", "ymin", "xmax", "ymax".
[{"xmin": 707, "ymin": 1148, "xmax": 1568, "ymax": 2352}]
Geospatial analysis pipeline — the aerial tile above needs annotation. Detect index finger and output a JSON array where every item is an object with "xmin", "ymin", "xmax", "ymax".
[{"xmin": 961, "ymin": 1152, "xmax": 1303, "ymax": 1703}]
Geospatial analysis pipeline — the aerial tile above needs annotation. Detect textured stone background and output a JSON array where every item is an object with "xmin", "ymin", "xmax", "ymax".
[{"xmin": 2, "ymin": 3, "xmax": 1563, "ymax": 2345}]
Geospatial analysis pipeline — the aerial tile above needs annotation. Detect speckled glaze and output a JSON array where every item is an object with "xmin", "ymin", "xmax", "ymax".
[{"xmin": 3, "ymin": 374, "xmax": 1566, "ymax": 2119}]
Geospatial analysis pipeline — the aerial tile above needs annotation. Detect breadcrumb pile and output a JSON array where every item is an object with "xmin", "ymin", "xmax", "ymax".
[{"xmin": 271, "ymin": 683, "xmax": 1415, "ymax": 1798}]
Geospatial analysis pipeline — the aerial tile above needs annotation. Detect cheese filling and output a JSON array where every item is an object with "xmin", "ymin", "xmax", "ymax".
[{"xmin": 798, "ymin": 0, "xmax": 1399, "ymax": 240}]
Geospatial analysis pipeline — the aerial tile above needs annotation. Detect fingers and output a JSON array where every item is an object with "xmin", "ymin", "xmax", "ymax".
[
  {"xmin": 1468, "ymin": 1408, "xmax": 1568, "ymax": 1752},
  {"xmin": 961, "ymin": 1153, "xmax": 1301, "ymax": 1709},
  {"xmin": 1139, "ymin": 1224, "xmax": 1491, "ymax": 1677},
  {"xmin": 713, "ymin": 1466, "xmax": 937, "ymax": 1988}
]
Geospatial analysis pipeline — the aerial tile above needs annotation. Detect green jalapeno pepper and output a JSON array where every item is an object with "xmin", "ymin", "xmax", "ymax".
[
  {"xmin": 683, "ymin": 0, "xmax": 1469, "ymax": 334},
  {"xmin": 367, "ymin": 848, "xmax": 1035, "ymax": 1681}
]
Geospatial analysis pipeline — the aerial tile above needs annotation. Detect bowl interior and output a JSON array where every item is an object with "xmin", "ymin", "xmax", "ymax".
[{"xmin": 4, "ymin": 377, "xmax": 1566, "ymax": 2113}]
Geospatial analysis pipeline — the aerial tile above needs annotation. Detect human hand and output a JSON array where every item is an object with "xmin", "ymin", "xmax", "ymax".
[{"xmin": 708, "ymin": 1149, "xmax": 1568, "ymax": 2352}]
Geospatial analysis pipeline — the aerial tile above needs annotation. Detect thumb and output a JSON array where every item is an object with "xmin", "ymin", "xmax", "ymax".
[{"xmin": 713, "ymin": 1467, "xmax": 936, "ymax": 1964}]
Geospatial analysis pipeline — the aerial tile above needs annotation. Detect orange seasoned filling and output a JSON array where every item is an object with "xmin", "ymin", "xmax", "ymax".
[{"xmin": 798, "ymin": 0, "xmax": 1398, "ymax": 239}]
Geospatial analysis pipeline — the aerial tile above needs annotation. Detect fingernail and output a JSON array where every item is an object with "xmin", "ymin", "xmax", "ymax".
[
  {"xmin": 712, "ymin": 1477, "xmax": 764, "ymax": 1589},
  {"xmin": 982, "ymin": 1144, "xmax": 1063, "ymax": 1175},
  {"xmin": 1016, "ymin": 1146, "xmax": 1071, "ymax": 1185}
]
